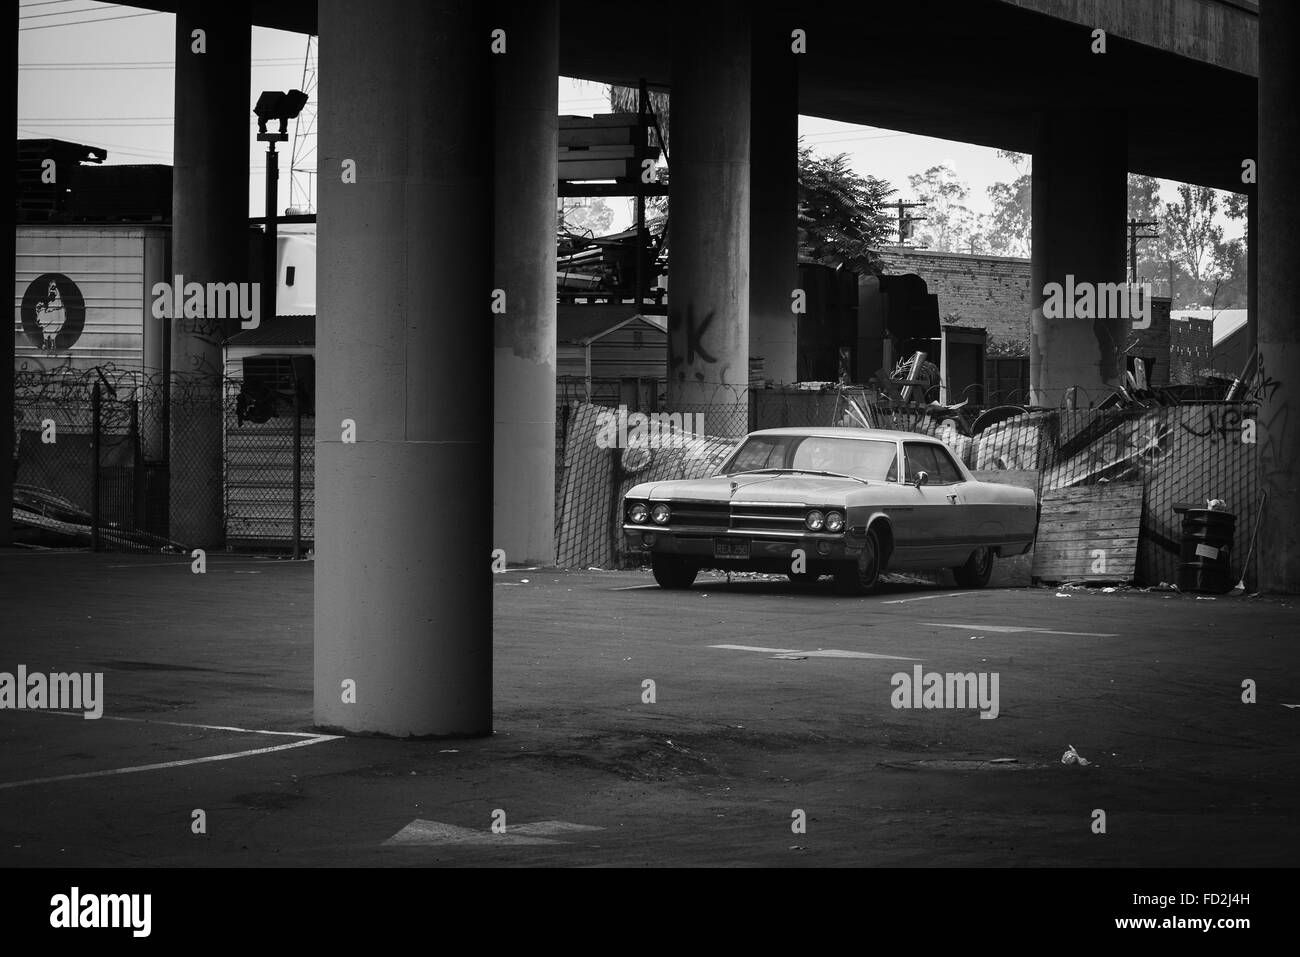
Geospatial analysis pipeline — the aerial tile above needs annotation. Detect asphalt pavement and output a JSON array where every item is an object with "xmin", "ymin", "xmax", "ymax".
[{"xmin": 0, "ymin": 550, "xmax": 1295, "ymax": 867}]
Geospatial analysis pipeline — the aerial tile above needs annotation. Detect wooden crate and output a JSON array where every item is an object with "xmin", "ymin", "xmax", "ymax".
[{"xmin": 1033, "ymin": 481, "xmax": 1143, "ymax": 583}]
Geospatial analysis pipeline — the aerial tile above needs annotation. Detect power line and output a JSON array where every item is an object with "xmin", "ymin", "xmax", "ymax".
[
  {"xmin": 16, "ymin": 127, "xmax": 172, "ymax": 158},
  {"xmin": 20, "ymin": 9, "xmax": 162, "ymax": 30},
  {"xmin": 18, "ymin": 0, "xmax": 95, "ymax": 8},
  {"xmin": 21, "ymin": 5, "xmax": 122, "ymax": 20},
  {"xmin": 19, "ymin": 56, "xmax": 309, "ymax": 69},
  {"xmin": 19, "ymin": 115, "xmax": 174, "ymax": 120}
]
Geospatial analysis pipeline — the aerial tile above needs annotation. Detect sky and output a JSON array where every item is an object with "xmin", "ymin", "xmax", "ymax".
[
  {"xmin": 17, "ymin": 2, "xmax": 1242, "ymax": 242},
  {"xmin": 18, "ymin": 2, "xmax": 314, "ymax": 216}
]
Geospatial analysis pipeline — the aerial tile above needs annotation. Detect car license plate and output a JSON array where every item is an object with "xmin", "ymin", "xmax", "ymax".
[{"xmin": 714, "ymin": 537, "xmax": 750, "ymax": 559}]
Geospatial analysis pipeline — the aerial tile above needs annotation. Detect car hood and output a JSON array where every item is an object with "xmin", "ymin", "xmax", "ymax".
[{"xmin": 627, "ymin": 474, "xmax": 868, "ymax": 505}]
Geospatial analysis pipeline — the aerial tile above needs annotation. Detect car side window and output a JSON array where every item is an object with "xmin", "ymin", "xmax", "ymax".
[
  {"xmin": 904, "ymin": 443, "xmax": 956, "ymax": 485},
  {"xmin": 885, "ymin": 453, "xmax": 898, "ymax": 482},
  {"xmin": 930, "ymin": 444, "xmax": 964, "ymax": 485},
  {"xmin": 903, "ymin": 443, "xmax": 932, "ymax": 483}
]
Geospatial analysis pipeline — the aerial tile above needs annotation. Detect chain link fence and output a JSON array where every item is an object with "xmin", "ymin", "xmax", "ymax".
[{"xmin": 12, "ymin": 368, "xmax": 312, "ymax": 553}]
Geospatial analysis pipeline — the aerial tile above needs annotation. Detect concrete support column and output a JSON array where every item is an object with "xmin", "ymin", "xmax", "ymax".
[
  {"xmin": 668, "ymin": 1, "xmax": 751, "ymax": 438},
  {"xmin": 169, "ymin": 1, "xmax": 250, "ymax": 547},
  {"xmin": 314, "ymin": 0, "xmax": 492, "ymax": 735},
  {"xmin": 1028, "ymin": 110, "xmax": 1128, "ymax": 407},
  {"xmin": 1246, "ymin": 189, "xmax": 1257, "ymax": 365},
  {"xmin": 1257, "ymin": 0, "xmax": 1300, "ymax": 593},
  {"xmin": 749, "ymin": 15, "xmax": 798, "ymax": 387},
  {"xmin": 493, "ymin": 0, "xmax": 557, "ymax": 567},
  {"xmin": 2, "ymin": 10, "xmax": 15, "ymax": 548}
]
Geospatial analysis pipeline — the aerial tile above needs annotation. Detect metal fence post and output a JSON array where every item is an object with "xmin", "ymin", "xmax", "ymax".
[
  {"xmin": 91, "ymin": 382, "xmax": 101, "ymax": 552},
  {"xmin": 292, "ymin": 385, "xmax": 302, "ymax": 560}
]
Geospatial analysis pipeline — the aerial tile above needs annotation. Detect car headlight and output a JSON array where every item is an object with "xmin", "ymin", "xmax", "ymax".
[
  {"xmin": 805, "ymin": 509, "xmax": 825, "ymax": 531},
  {"xmin": 628, "ymin": 502, "xmax": 649, "ymax": 523},
  {"xmin": 825, "ymin": 510, "xmax": 845, "ymax": 532},
  {"xmin": 651, "ymin": 503, "xmax": 671, "ymax": 525}
]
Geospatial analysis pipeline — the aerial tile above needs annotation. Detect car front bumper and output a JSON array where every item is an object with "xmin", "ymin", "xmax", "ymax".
[{"xmin": 622, "ymin": 525, "xmax": 862, "ymax": 565}]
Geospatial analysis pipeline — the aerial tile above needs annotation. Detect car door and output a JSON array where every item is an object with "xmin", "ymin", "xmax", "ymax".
[{"xmin": 898, "ymin": 441, "xmax": 967, "ymax": 565}]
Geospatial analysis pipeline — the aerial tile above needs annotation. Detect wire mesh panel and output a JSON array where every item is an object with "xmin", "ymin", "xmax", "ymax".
[
  {"xmin": 12, "ymin": 369, "xmax": 314, "ymax": 553},
  {"xmin": 974, "ymin": 403, "xmax": 1260, "ymax": 588},
  {"xmin": 224, "ymin": 378, "xmax": 314, "ymax": 550}
]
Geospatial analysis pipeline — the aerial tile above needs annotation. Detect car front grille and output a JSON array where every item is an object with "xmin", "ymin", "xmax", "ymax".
[{"xmin": 659, "ymin": 501, "xmax": 809, "ymax": 533}]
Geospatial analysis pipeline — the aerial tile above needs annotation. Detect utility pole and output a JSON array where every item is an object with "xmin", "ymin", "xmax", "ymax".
[
  {"xmin": 1128, "ymin": 218, "xmax": 1159, "ymax": 284},
  {"xmin": 893, "ymin": 200, "xmax": 927, "ymax": 247}
]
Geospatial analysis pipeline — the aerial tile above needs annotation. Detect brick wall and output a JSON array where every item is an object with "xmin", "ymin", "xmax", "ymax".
[
  {"xmin": 1170, "ymin": 317, "xmax": 1214, "ymax": 383},
  {"xmin": 1130, "ymin": 296, "xmax": 1172, "ymax": 387},
  {"xmin": 876, "ymin": 246, "xmax": 1031, "ymax": 348}
]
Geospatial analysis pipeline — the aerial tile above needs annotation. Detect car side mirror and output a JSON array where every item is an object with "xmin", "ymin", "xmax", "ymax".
[{"xmin": 912, "ymin": 470, "xmax": 929, "ymax": 488}]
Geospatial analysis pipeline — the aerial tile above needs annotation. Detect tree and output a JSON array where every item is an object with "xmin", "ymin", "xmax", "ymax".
[
  {"xmin": 606, "ymin": 87, "xmax": 898, "ymax": 275},
  {"xmin": 1224, "ymin": 191, "xmax": 1248, "ymax": 222},
  {"xmin": 1164, "ymin": 183, "xmax": 1224, "ymax": 305},
  {"xmin": 983, "ymin": 150, "xmax": 1031, "ymax": 257},
  {"xmin": 797, "ymin": 142, "xmax": 897, "ymax": 275},
  {"xmin": 906, "ymin": 165, "xmax": 977, "ymax": 252},
  {"xmin": 558, "ymin": 197, "xmax": 614, "ymax": 237},
  {"xmin": 608, "ymin": 84, "xmax": 670, "ymax": 154},
  {"xmin": 1207, "ymin": 236, "xmax": 1247, "ymax": 309}
]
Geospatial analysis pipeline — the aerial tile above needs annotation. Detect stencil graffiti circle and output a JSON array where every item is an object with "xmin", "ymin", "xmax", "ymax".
[{"xmin": 21, "ymin": 273, "xmax": 86, "ymax": 351}]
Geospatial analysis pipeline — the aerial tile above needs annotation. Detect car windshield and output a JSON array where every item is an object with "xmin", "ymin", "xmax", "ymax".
[{"xmin": 721, "ymin": 435, "xmax": 899, "ymax": 482}]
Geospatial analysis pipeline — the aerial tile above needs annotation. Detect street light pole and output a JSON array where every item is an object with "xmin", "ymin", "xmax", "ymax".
[
  {"xmin": 263, "ymin": 138, "xmax": 279, "ymax": 324},
  {"xmin": 254, "ymin": 89, "xmax": 307, "ymax": 326}
]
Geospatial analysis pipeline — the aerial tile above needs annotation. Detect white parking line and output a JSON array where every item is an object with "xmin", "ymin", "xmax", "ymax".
[
  {"xmin": 711, "ymin": 644, "xmax": 921, "ymax": 660},
  {"xmin": 0, "ymin": 711, "xmax": 342, "ymax": 791},
  {"xmin": 0, "ymin": 736, "xmax": 339, "ymax": 791},
  {"xmin": 920, "ymin": 622, "xmax": 1118, "ymax": 637},
  {"xmin": 103, "ymin": 559, "xmax": 286, "ymax": 569},
  {"xmin": 881, "ymin": 592, "xmax": 969, "ymax": 604},
  {"xmin": 34, "ymin": 711, "xmax": 330, "ymax": 738}
]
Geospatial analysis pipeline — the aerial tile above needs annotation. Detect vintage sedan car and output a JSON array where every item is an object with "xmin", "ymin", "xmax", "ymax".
[{"xmin": 623, "ymin": 427, "xmax": 1037, "ymax": 594}]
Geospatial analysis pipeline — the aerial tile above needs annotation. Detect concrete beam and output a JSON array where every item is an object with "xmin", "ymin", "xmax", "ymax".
[
  {"xmin": 314, "ymin": 0, "xmax": 493, "ymax": 735},
  {"xmin": 994, "ymin": 0, "xmax": 1257, "ymax": 76}
]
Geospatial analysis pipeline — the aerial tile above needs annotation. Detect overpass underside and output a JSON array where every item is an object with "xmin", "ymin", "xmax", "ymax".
[{"xmin": 10, "ymin": 0, "xmax": 1292, "ymax": 736}]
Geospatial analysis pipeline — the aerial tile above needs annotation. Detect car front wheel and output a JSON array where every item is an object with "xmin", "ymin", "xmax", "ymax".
[
  {"xmin": 652, "ymin": 555, "xmax": 698, "ymax": 589},
  {"xmin": 953, "ymin": 546, "xmax": 994, "ymax": 588},
  {"xmin": 833, "ymin": 528, "xmax": 882, "ymax": 595}
]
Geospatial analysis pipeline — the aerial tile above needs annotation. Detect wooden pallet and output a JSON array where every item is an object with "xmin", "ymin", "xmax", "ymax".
[{"xmin": 1032, "ymin": 481, "xmax": 1144, "ymax": 583}]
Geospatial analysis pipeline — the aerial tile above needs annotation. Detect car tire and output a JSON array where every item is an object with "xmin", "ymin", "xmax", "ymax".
[
  {"xmin": 652, "ymin": 556, "xmax": 698, "ymax": 589},
  {"xmin": 953, "ymin": 546, "xmax": 994, "ymax": 588},
  {"xmin": 833, "ymin": 527, "xmax": 882, "ymax": 595},
  {"xmin": 787, "ymin": 571, "xmax": 821, "ymax": 585}
]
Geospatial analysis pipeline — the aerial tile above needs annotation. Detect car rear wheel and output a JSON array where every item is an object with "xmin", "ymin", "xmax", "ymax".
[
  {"xmin": 953, "ymin": 546, "xmax": 994, "ymax": 588},
  {"xmin": 833, "ymin": 528, "xmax": 882, "ymax": 595},
  {"xmin": 652, "ymin": 555, "xmax": 698, "ymax": 589}
]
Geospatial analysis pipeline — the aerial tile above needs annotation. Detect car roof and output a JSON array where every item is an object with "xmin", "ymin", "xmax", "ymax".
[{"xmin": 745, "ymin": 426, "xmax": 944, "ymax": 443}]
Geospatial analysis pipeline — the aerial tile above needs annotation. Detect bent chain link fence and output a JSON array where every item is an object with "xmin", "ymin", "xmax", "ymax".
[{"xmin": 13, "ymin": 369, "xmax": 313, "ymax": 553}]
